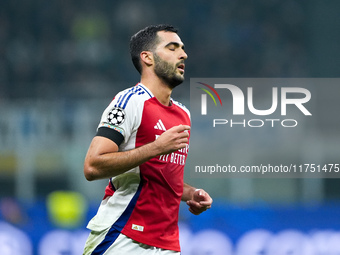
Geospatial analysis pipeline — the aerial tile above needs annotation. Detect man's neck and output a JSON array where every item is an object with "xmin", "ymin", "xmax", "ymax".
[{"xmin": 141, "ymin": 74, "xmax": 173, "ymax": 106}]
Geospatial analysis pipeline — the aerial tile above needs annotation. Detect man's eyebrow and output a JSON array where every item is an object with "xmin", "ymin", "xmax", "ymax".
[{"xmin": 165, "ymin": 42, "xmax": 185, "ymax": 49}]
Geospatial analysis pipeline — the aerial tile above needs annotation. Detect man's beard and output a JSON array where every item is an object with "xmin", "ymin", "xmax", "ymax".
[{"xmin": 153, "ymin": 53, "xmax": 185, "ymax": 88}]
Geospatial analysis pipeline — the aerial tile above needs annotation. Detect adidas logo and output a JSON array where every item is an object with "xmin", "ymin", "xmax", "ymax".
[{"xmin": 154, "ymin": 119, "xmax": 166, "ymax": 131}]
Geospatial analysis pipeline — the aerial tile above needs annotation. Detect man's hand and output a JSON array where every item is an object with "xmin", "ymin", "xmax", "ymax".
[
  {"xmin": 153, "ymin": 124, "xmax": 190, "ymax": 155},
  {"xmin": 186, "ymin": 189, "xmax": 213, "ymax": 215}
]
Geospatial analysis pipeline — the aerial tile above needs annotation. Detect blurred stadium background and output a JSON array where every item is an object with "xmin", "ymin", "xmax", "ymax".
[{"xmin": 1, "ymin": 0, "xmax": 340, "ymax": 254}]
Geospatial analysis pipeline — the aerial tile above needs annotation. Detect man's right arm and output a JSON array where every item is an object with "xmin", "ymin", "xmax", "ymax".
[{"xmin": 83, "ymin": 124, "xmax": 190, "ymax": 181}]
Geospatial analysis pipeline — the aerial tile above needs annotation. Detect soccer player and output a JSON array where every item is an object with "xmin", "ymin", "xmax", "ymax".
[{"xmin": 83, "ymin": 24, "xmax": 213, "ymax": 255}]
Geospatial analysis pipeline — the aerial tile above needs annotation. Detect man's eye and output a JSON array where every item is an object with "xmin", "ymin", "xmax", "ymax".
[{"xmin": 169, "ymin": 47, "xmax": 176, "ymax": 51}]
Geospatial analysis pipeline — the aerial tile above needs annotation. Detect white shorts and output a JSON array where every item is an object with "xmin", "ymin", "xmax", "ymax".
[{"xmin": 83, "ymin": 228, "xmax": 180, "ymax": 255}]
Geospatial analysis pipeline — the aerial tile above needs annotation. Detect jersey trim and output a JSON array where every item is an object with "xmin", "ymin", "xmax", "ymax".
[
  {"xmin": 91, "ymin": 180, "xmax": 144, "ymax": 255},
  {"xmin": 115, "ymin": 84, "xmax": 152, "ymax": 109}
]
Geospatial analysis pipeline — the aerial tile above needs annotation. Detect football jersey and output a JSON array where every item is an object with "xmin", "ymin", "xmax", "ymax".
[{"xmin": 86, "ymin": 83, "xmax": 190, "ymax": 252}]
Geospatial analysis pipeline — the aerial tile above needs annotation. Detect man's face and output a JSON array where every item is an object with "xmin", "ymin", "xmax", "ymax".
[{"xmin": 153, "ymin": 31, "xmax": 188, "ymax": 88}]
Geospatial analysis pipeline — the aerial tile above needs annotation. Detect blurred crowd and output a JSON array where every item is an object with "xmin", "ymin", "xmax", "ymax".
[{"xmin": 0, "ymin": 0, "xmax": 309, "ymax": 100}]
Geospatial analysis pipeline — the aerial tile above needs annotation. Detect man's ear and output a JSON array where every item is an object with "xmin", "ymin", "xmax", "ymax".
[{"xmin": 140, "ymin": 51, "xmax": 153, "ymax": 67}]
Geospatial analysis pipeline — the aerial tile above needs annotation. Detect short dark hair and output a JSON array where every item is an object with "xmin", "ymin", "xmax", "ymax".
[{"xmin": 130, "ymin": 24, "xmax": 178, "ymax": 74}]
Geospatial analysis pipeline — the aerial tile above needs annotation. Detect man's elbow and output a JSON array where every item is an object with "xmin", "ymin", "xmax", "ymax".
[{"xmin": 83, "ymin": 162, "xmax": 97, "ymax": 181}]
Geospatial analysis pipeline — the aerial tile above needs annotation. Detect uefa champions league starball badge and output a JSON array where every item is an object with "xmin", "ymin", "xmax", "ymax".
[{"xmin": 107, "ymin": 107, "xmax": 126, "ymax": 126}]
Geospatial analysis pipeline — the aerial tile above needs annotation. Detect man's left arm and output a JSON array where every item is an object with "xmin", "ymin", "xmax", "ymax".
[{"xmin": 182, "ymin": 183, "xmax": 213, "ymax": 215}]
